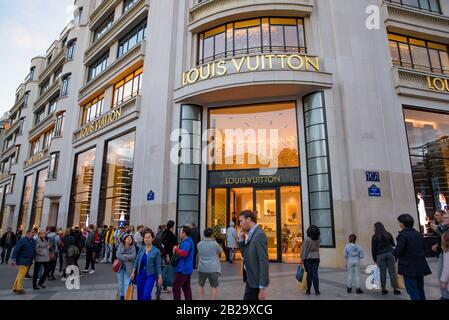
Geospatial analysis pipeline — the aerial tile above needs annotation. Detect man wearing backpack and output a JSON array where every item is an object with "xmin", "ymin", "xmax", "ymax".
[{"xmin": 83, "ymin": 225, "xmax": 96, "ymax": 274}]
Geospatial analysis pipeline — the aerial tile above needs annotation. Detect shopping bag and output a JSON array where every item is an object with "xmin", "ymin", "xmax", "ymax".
[
  {"xmin": 125, "ymin": 281, "xmax": 134, "ymax": 300},
  {"xmin": 162, "ymin": 265, "xmax": 176, "ymax": 288},
  {"xmin": 397, "ymin": 274, "xmax": 405, "ymax": 290},
  {"xmin": 296, "ymin": 266, "xmax": 305, "ymax": 283},
  {"xmin": 298, "ymin": 271, "xmax": 308, "ymax": 290}
]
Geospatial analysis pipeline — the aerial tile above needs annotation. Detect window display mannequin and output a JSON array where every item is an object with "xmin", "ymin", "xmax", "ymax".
[
  {"xmin": 417, "ymin": 192, "xmax": 428, "ymax": 234},
  {"xmin": 439, "ymin": 193, "xmax": 447, "ymax": 211}
]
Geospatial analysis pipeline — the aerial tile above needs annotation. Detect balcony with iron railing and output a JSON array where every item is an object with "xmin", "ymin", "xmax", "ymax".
[
  {"xmin": 34, "ymin": 78, "xmax": 62, "ymax": 112},
  {"xmin": 189, "ymin": 0, "xmax": 314, "ymax": 32},
  {"xmin": 383, "ymin": 0, "xmax": 449, "ymax": 39}
]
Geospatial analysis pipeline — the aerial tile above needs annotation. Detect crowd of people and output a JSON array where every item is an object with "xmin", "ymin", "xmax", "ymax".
[{"xmin": 1, "ymin": 209, "xmax": 448, "ymax": 301}]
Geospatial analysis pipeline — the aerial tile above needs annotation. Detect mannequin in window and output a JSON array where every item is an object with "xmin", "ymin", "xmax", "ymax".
[
  {"xmin": 417, "ymin": 192, "xmax": 428, "ymax": 234},
  {"xmin": 439, "ymin": 193, "xmax": 447, "ymax": 211}
]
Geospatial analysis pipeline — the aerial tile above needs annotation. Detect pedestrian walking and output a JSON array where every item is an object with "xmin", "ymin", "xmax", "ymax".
[
  {"xmin": 440, "ymin": 230, "xmax": 449, "ymax": 301},
  {"xmin": 116, "ymin": 234, "xmax": 136, "ymax": 300},
  {"xmin": 190, "ymin": 223, "xmax": 200, "ymax": 269},
  {"xmin": 393, "ymin": 214, "xmax": 432, "ymax": 300},
  {"xmin": 10, "ymin": 230, "xmax": 36, "ymax": 294},
  {"xmin": 1, "ymin": 227, "xmax": 17, "ymax": 264},
  {"xmin": 131, "ymin": 230, "xmax": 162, "ymax": 301},
  {"xmin": 46, "ymin": 227, "xmax": 58, "ymax": 280},
  {"xmin": 226, "ymin": 222, "xmax": 238, "ymax": 264},
  {"xmin": 161, "ymin": 220, "xmax": 178, "ymax": 293},
  {"xmin": 173, "ymin": 226, "xmax": 195, "ymax": 301},
  {"xmin": 83, "ymin": 224, "xmax": 96, "ymax": 274},
  {"xmin": 344, "ymin": 234, "xmax": 364, "ymax": 294},
  {"xmin": 33, "ymin": 230, "xmax": 50, "ymax": 290},
  {"xmin": 102, "ymin": 226, "xmax": 114, "ymax": 263},
  {"xmin": 300, "ymin": 225, "xmax": 321, "ymax": 296},
  {"xmin": 134, "ymin": 225, "xmax": 144, "ymax": 249},
  {"xmin": 238, "ymin": 210, "xmax": 269, "ymax": 301},
  {"xmin": 371, "ymin": 222, "xmax": 401, "ymax": 295},
  {"xmin": 197, "ymin": 228, "xmax": 223, "ymax": 300},
  {"xmin": 432, "ymin": 211, "xmax": 449, "ymax": 300}
]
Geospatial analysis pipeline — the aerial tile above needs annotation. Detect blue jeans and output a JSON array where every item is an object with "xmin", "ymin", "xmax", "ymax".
[
  {"xmin": 347, "ymin": 261, "xmax": 361, "ymax": 289},
  {"xmin": 136, "ymin": 272, "xmax": 157, "ymax": 301},
  {"xmin": 437, "ymin": 254, "xmax": 449, "ymax": 299},
  {"xmin": 304, "ymin": 259, "xmax": 320, "ymax": 292},
  {"xmin": 117, "ymin": 268, "xmax": 131, "ymax": 298},
  {"xmin": 404, "ymin": 276, "xmax": 426, "ymax": 300}
]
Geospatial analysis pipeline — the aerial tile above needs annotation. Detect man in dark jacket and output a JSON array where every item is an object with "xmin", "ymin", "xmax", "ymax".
[
  {"xmin": 393, "ymin": 214, "xmax": 432, "ymax": 300},
  {"xmin": 10, "ymin": 230, "xmax": 36, "ymax": 294},
  {"xmin": 161, "ymin": 220, "xmax": 178, "ymax": 263},
  {"xmin": 1, "ymin": 227, "xmax": 17, "ymax": 264},
  {"xmin": 190, "ymin": 223, "xmax": 200, "ymax": 269}
]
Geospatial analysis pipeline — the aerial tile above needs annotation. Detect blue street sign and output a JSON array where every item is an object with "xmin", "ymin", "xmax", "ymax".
[
  {"xmin": 147, "ymin": 190, "xmax": 155, "ymax": 201},
  {"xmin": 368, "ymin": 185, "xmax": 381, "ymax": 197},
  {"xmin": 366, "ymin": 171, "xmax": 380, "ymax": 182}
]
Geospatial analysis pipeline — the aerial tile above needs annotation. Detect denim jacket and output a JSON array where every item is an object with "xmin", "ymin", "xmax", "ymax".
[{"xmin": 134, "ymin": 246, "xmax": 162, "ymax": 276}]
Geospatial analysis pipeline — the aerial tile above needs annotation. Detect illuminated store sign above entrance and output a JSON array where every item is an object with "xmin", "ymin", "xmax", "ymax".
[
  {"xmin": 182, "ymin": 54, "xmax": 320, "ymax": 86},
  {"xmin": 427, "ymin": 76, "xmax": 449, "ymax": 93}
]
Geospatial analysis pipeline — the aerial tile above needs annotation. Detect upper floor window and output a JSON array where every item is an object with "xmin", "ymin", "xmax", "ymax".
[
  {"xmin": 123, "ymin": 0, "xmax": 138, "ymax": 14},
  {"xmin": 88, "ymin": 53, "xmax": 109, "ymax": 81},
  {"xmin": 48, "ymin": 98, "xmax": 58, "ymax": 115},
  {"xmin": 34, "ymin": 107, "xmax": 46, "ymax": 125},
  {"xmin": 112, "ymin": 67, "xmax": 143, "ymax": 107},
  {"xmin": 67, "ymin": 39, "xmax": 76, "ymax": 60},
  {"xmin": 61, "ymin": 74, "xmax": 71, "ymax": 97},
  {"xmin": 3, "ymin": 136, "xmax": 13, "ymax": 152},
  {"xmin": 61, "ymin": 37, "xmax": 67, "ymax": 48},
  {"xmin": 198, "ymin": 17, "xmax": 306, "ymax": 65},
  {"xmin": 387, "ymin": 0, "xmax": 441, "ymax": 13},
  {"xmin": 47, "ymin": 54, "xmax": 53, "ymax": 66},
  {"xmin": 48, "ymin": 152, "xmax": 60, "ymax": 179},
  {"xmin": 117, "ymin": 20, "xmax": 147, "ymax": 58},
  {"xmin": 44, "ymin": 129, "xmax": 54, "ymax": 150},
  {"xmin": 94, "ymin": 14, "xmax": 114, "ymax": 42},
  {"xmin": 54, "ymin": 66, "xmax": 62, "ymax": 81},
  {"xmin": 24, "ymin": 91, "xmax": 30, "ymax": 107},
  {"xmin": 29, "ymin": 67, "xmax": 36, "ymax": 81},
  {"xmin": 388, "ymin": 33, "xmax": 449, "ymax": 74},
  {"xmin": 55, "ymin": 112, "xmax": 65, "ymax": 137},
  {"xmin": 81, "ymin": 94, "xmax": 104, "ymax": 125},
  {"xmin": 30, "ymin": 139, "xmax": 41, "ymax": 156},
  {"xmin": 40, "ymin": 79, "xmax": 50, "ymax": 96},
  {"xmin": 74, "ymin": 7, "xmax": 83, "ymax": 25}
]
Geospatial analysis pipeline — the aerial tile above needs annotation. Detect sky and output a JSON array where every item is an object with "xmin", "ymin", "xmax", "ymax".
[{"xmin": 0, "ymin": 0, "xmax": 75, "ymax": 116}]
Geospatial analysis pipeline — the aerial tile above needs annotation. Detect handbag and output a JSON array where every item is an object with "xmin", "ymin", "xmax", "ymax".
[
  {"xmin": 296, "ymin": 265, "xmax": 305, "ymax": 283},
  {"xmin": 125, "ymin": 280, "xmax": 134, "ymax": 300},
  {"xmin": 112, "ymin": 259, "xmax": 122, "ymax": 273},
  {"xmin": 170, "ymin": 253, "xmax": 179, "ymax": 267},
  {"xmin": 162, "ymin": 265, "xmax": 176, "ymax": 288}
]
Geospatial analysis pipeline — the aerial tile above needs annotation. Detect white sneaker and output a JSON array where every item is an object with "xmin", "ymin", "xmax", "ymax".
[
  {"xmin": 61, "ymin": 277, "xmax": 67, "ymax": 281},
  {"xmin": 82, "ymin": 269, "xmax": 89, "ymax": 273},
  {"xmin": 89, "ymin": 270, "xmax": 95, "ymax": 274}
]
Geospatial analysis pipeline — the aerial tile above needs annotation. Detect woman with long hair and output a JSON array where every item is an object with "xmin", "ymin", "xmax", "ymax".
[
  {"xmin": 300, "ymin": 225, "xmax": 321, "ymax": 295},
  {"xmin": 116, "ymin": 234, "xmax": 136, "ymax": 300},
  {"xmin": 371, "ymin": 222, "xmax": 400, "ymax": 295}
]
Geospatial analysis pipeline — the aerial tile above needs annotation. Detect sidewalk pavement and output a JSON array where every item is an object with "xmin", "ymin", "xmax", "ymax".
[{"xmin": 0, "ymin": 257, "xmax": 442, "ymax": 300}]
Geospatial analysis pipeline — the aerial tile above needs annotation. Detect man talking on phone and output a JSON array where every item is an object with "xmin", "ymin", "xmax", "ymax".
[{"xmin": 238, "ymin": 210, "xmax": 270, "ymax": 300}]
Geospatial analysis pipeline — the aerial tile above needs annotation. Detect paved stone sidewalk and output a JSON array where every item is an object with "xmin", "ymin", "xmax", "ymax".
[{"xmin": 0, "ymin": 258, "xmax": 442, "ymax": 300}]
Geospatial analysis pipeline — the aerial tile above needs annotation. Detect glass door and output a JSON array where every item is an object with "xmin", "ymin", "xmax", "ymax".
[{"xmin": 255, "ymin": 189, "xmax": 280, "ymax": 262}]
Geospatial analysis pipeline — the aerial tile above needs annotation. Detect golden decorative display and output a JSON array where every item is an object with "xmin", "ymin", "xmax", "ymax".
[
  {"xmin": 25, "ymin": 151, "xmax": 47, "ymax": 168},
  {"xmin": 427, "ymin": 76, "xmax": 449, "ymax": 93},
  {"xmin": 182, "ymin": 54, "xmax": 320, "ymax": 86},
  {"xmin": 75, "ymin": 107, "xmax": 123, "ymax": 141}
]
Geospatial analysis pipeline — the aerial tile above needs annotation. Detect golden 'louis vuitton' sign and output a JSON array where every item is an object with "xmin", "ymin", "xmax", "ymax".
[
  {"xmin": 427, "ymin": 76, "xmax": 449, "ymax": 93},
  {"xmin": 75, "ymin": 107, "xmax": 123, "ymax": 141},
  {"xmin": 182, "ymin": 54, "xmax": 320, "ymax": 86}
]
